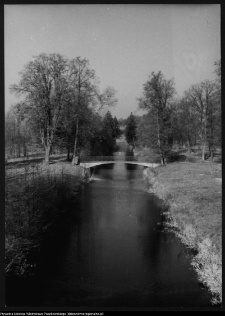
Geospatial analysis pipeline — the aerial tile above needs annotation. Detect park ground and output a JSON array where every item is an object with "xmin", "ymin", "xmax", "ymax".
[{"xmin": 142, "ymin": 152, "xmax": 222, "ymax": 305}]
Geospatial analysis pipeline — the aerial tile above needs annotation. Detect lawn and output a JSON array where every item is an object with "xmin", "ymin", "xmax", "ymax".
[{"xmin": 143, "ymin": 157, "xmax": 222, "ymax": 305}]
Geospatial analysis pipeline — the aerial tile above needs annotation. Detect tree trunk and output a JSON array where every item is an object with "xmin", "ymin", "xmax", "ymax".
[
  {"xmin": 187, "ymin": 133, "xmax": 192, "ymax": 153},
  {"xmin": 201, "ymin": 121, "xmax": 207, "ymax": 161},
  {"xmin": 72, "ymin": 118, "xmax": 79, "ymax": 165},
  {"xmin": 10, "ymin": 145, "xmax": 13, "ymax": 157},
  {"xmin": 23, "ymin": 143, "xmax": 27, "ymax": 157},
  {"xmin": 44, "ymin": 145, "xmax": 51, "ymax": 164},
  {"xmin": 17, "ymin": 142, "xmax": 21, "ymax": 157},
  {"xmin": 67, "ymin": 148, "xmax": 70, "ymax": 161},
  {"xmin": 156, "ymin": 111, "xmax": 161, "ymax": 151},
  {"xmin": 161, "ymin": 156, "xmax": 166, "ymax": 166}
]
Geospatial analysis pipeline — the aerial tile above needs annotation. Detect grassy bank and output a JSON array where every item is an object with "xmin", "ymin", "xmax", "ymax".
[
  {"xmin": 143, "ymin": 159, "xmax": 222, "ymax": 305},
  {"xmin": 5, "ymin": 162, "xmax": 85, "ymax": 277}
]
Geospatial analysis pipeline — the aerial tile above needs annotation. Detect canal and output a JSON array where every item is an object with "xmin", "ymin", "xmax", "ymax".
[{"xmin": 5, "ymin": 150, "xmax": 212, "ymax": 308}]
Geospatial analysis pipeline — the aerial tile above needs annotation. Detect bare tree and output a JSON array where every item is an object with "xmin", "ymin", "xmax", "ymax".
[
  {"xmin": 68, "ymin": 57, "xmax": 97, "ymax": 165},
  {"xmin": 185, "ymin": 80, "xmax": 217, "ymax": 160},
  {"xmin": 138, "ymin": 71, "xmax": 176, "ymax": 165},
  {"xmin": 10, "ymin": 53, "xmax": 70, "ymax": 163}
]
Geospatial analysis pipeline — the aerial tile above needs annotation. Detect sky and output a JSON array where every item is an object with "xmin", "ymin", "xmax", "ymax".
[{"xmin": 5, "ymin": 4, "xmax": 220, "ymax": 119}]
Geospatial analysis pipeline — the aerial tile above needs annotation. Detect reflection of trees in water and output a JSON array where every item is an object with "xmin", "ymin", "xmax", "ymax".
[
  {"xmin": 125, "ymin": 163, "xmax": 138, "ymax": 175},
  {"xmin": 136, "ymin": 199, "xmax": 168, "ymax": 266}
]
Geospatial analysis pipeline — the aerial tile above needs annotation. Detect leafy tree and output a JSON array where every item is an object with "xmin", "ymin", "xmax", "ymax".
[
  {"xmin": 138, "ymin": 71, "xmax": 176, "ymax": 165},
  {"xmin": 113, "ymin": 116, "xmax": 122, "ymax": 139},
  {"xmin": 89, "ymin": 114, "xmax": 104, "ymax": 156},
  {"xmin": 99, "ymin": 111, "xmax": 117, "ymax": 155},
  {"xmin": 10, "ymin": 53, "xmax": 70, "ymax": 163},
  {"xmin": 125, "ymin": 112, "xmax": 137, "ymax": 149}
]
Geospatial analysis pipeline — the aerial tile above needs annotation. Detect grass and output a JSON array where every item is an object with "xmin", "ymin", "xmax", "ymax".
[
  {"xmin": 143, "ymin": 156, "xmax": 222, "ymax": 305},
  {"xmin": 5, "ymin": 161, "xmax": 85, "ymax": 277}
]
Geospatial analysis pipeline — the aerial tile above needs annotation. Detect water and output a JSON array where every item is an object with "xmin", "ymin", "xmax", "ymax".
[{"xmin": 5, "ymin": 154, "xmax": 212, "ymax": 308}]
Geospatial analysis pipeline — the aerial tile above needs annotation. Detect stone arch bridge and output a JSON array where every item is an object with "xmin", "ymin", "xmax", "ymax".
[{"xmin": 80, "ymin": 156, "xmax": 160, "ymax": 168}]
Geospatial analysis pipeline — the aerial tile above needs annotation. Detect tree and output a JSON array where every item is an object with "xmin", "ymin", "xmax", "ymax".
[
  {"xmin": 9, "ymin": 54, "xmax": 118, "ymax": 163},
  {"xmin": 5, "ymin": 103, "xmax": 35, "ymax": 158},
  {"xmin": 212, "ymin": 59, "xmax": 221, "ymax": 149},
  {"xmin": 67, "ymin": 58, "xmax": 118, "ymax": 164},
  {"xmin": 171, "ymin": 98, "xmax": 200, "ymax": 152},
  {"xmin": 67, "ymin": 57, "xmax": 97, "ymax": 165},
  {"xmin": 99, "ymin": 111, "xmax": 117, "ymax": 155},
  {"xmin": 97, "ymin": 86, "xmax": 118, "ymax": 114},
  {"xmin": 10, "ymin": 53, "xmax": 70, "ymax": 163},
  {"xmin": 5, "ymin": 105, "xmax": 19, "ymax": 158},
  {"xmin": 125, "ymin": 112, "xmax": 137, "ymax": 149},
  {"xmin": 185, "ymin": 80, "xmax": 217, "ymax": 160},
  {"xmin": 138, "ymin": 71, "xmax": 176, "ymax": 165},
  {"xmin": 89, "ymin": 114, "xmax": 104, "ymax": 156},
  {"xmin": 136, "ymin": 112, "xmax": 157, "ymax": 150},
  {"xmin": 113, "ymin": 116, "xmax": 122, "ymax": 139}
]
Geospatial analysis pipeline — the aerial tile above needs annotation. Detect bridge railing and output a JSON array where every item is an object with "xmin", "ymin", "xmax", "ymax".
[
  {"xmin": 81, "ymin": 156, "xmax": 139, "ymax": 162},
  {"xmin": 80, "ymin": 156, "xmax": 154, "ymax": 163}
]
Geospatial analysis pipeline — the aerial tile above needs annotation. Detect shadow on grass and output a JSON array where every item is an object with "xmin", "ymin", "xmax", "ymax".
[
  {"xmin": 6, "ymin": 156, "xmax": 69, "ymax": 169},
  {"xmin": 168, "ymin": 154, "xmax": 198, "ymax": 163}
]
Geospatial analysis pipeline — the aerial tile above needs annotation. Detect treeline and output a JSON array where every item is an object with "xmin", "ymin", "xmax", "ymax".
[
  {"xmin": 124, "ymin": 60, "xmax": 221, "ymax": 165},
  {"xmin": 6, "ymin": 53, "xmax": 121, "ymax": 164}
]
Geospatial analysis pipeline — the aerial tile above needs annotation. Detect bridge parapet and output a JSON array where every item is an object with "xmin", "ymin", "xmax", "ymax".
[{"xmin": 81, "ymin": 156, "xmax": 139, "ymax": 162}]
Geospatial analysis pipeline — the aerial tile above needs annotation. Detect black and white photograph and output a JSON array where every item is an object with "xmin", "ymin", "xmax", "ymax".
[{"xmin": 4, "ymin": 4, "xmax": 221, "ymax": 310}]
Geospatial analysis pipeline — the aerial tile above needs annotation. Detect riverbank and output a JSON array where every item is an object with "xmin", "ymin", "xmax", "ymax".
[
  {"xmin": 143, "ymin": 160, "xmax": 222, "ymax": 305},
  {"xmin": 5, "ymin": 162, "xmax": 86, "ymax": 277}
]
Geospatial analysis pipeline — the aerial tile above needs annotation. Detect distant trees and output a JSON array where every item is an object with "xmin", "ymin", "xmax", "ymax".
[
  {"xmin": 5, "ymin": 103, "xmax": 37, "ymax": 158},
  {"xmin": 125, "ymin": 112, "xmax": 137, "ymax": 149},
  {"xmin": 9, "ymin": 53, "xmax": 118, "ymax": 163},
  {"xmin": 212, "ymin": 59, "xmax": 221, "ymax": 149},
  {"xmin": 8, "ymin": 54, "xmax": 221, "ymax": 164},
  {"xmin": 113, "ymin": 116, "xmax": 122, "ymax": 139},
  {"xmin": 138, "ymin": 71, "xmax": 176, "ymax": 165},
  {"xmin": 184, "ymin": 80, "xmax": 218, "ymax": 160},
  {"xmin": 97, "ymin": 111, "xmax": 120, "ymax": 155},
  {"xmin": 135, "ymin": 61, "xmax": 221, "ymax": 163},
  {"xmin": 170, "ymin": 98, "xmax": 200, "ymax": 152}
]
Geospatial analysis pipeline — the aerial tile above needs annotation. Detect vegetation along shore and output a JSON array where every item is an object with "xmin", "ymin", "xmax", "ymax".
[
  {"xmin": 5, "ymin": 161, "xmax": 86, "ymax": 278},
  {"xmin": 143, "ymin": 154, "xmax": 222, "ymax": 305}
]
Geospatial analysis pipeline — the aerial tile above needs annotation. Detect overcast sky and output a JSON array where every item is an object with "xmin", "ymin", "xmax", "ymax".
[{"xmin": 5, "ymin": 4, "xmax": 220, "ymax": 118}]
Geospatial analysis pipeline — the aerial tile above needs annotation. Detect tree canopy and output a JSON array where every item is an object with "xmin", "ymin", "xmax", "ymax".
[{"xmin": 9, "ymin": 53, "xmax": 118, "ymax": 163}]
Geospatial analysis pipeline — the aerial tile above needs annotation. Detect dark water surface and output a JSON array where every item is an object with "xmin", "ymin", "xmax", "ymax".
[{"xmin": 6, "ymin": 157, "xmax": 212, "ymax": 308}]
